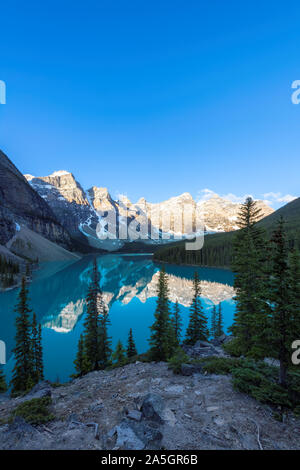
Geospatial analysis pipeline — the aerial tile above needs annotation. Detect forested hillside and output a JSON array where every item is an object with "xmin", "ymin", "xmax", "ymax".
[{"xmin": 154, "ymin": 198, "xmax": 300, "ymax": 268}]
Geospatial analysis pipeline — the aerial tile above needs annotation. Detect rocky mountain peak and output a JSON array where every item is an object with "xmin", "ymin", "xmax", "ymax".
[
  {"xmin": 26, "ymin": 171, "xmax": 89, "ymax": 206},
  {"xmin": 88, "ymin": 186, "xmax": 114, "ymax": 212},
  {"xmin": 167, "ymin": 192, "xmax": 194, "ymax": 205},
  {"xmin": 49, "ymin": 170, "xmax": 72, "ymax": 177},
  {"xmin": 118, "ymin": 195, "xmax": 132, "ymax": 208}
]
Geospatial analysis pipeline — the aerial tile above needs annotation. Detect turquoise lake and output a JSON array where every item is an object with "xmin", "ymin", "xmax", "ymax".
[{"xmin": 0, "ymin": 254, "xmax": 235, "ymax": 383}]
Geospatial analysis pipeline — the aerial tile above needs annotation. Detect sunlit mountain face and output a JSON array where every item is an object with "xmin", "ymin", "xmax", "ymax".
[{"xmin": 0, "ymin": 254, "xmax": 235, "ymax": 382}]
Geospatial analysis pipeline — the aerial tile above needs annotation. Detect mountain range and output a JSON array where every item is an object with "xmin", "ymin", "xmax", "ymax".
[
  {"xmin": 24, "ymin": 168, "xmax": 273, "ymax": 250},
  {"xmin": 0, "ymin": 149, "xmax": 277, "ymax": 263},
  {"xmin": 154, "ymin": 196, "xmax": 300, "ymax": 267}
]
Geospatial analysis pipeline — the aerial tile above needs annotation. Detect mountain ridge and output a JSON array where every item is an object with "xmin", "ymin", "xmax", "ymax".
[{"xmin": 24, "ymin": 169, "xmax": 274, "ymax": 251}]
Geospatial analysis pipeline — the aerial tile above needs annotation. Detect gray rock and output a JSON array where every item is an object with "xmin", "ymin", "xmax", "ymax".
[
  {"xmin": 127, "ymin": 410, "xmax": 142, "ymax": 422},
  {"xmin": 24, "ymin": 381, "xmax": 52, "ymax": 400},
  {"xmin": 264, "ymin": 357, "xmax": 280, "ymax": 368},
  {"xmin": 194, "ymin": 340, "xmax": 211, "ymax": 348},
  {"xmin": 115, "ymin": 421, "xmax": 145, "ymax": 450},
  {"xmin": 211, "ymin": 334, "xmax": 227, "ymax": 346},
  {"xmin": 89, "ymin": 401, "xmax": 104, "ymax": 413},
  {"xmin": 8, "ymin": 416, "xmax": 37, "ymax": 437},
  {"xmin": 181, "ymin": 363, "xmax": 204, "ymax": 376},
  {"xmin": 128, "ymin": 419, "xmax": 163, "ymax": 449},
  {"xmin": 141, "ymin": 393, "xmax": 165, "ymax": 423}
]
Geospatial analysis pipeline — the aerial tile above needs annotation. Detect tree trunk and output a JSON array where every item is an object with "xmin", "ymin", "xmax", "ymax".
[{"xmin": 279, "ymin": 359, "xmax": 287, "ymax": 388}]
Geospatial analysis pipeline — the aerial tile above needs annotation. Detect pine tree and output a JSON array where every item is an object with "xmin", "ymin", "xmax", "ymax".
[
  {"xmin": 30, "ymin": 313, "xmax": 43, "ymax": 384},
  {"xmin": 74, "ymin": 334, "xmax": 86, "ymax": 377},
  {"xmin": 289, "ymin": 249, "xmax": 300, "ymax": 340},
  {"xmin": 25, "ymin": 263, "xmax": 31, "ymax": 278},
  {"xmin": 11, "ymin": 277, "xmax": 34, "ymax": 394},
  {"xmin": 269, "ymin": 218, "xmax": 293, "ymax": 388},
  {"xmin": 215, "ymin": 303, "xmax": 224, "ymax": 337},
  {"xmin": 98, "ymin": 307, "xmax": 112, "ymax": 370},
  {"xmin": 83, "ymin": 259, "xmax": 102, "ymax": 371},
  {"xmin": 185, "ymin": 272, "xmax": 208, "ymax": 345},
  {"xmin": 171, "ymin": 300, "xmax": 182, "ymax": 345},
  {"xmin": 149, "ymin": 267, "xmax": 175, "ymax": 361},
  {"xmin": 31, "ymin": 312, "xmax": 39, "ymax": 384},
  {"xmin": 0, "ymin": 367, "xmax": 7, "ymax": 393},
  {"xmin": 127, "ymin": 328, "xmax": 137, "ymax": 358},
  {"xmin": 36, "ymin": 323, "xmax": 44, "ymax": 382},
  {"xmin": 230, "ymin": 197, "xmax": 270, "ymax": 358},
  {"xmin": 74, "ymin": 258, "xmax": 111, "ymax": 375},
  {"xmin": 210, "ymin": 305, "xmax": 217, "ymax": 339},
  {"xmin": 112, "ymin": 340, "xmax": 126, "ymax": 366}
]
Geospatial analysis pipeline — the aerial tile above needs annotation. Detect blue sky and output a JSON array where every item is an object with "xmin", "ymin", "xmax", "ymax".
[{"xmin": 0, "ymin": 1, "xmax": 299, "ymax": 206}]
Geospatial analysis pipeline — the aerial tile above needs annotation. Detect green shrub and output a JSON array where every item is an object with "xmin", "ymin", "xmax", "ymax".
[
  {"xmin": 223, "ymin": 338, "xmax": 243, "ymax": 357},
  {"xmin": 201, "ymin": 357, "xmax": 241, "ymax": 375},
  {"xmin": 232, "ymin": 366, "xmax": 292, "ymax": 408},
  {"xmin": 232, "ymin": 367, "xmax": 263, "ymax": 393},
  {"xmin": 10, "ymin": 397, "xmax": 55, "ymax": 425},
  {"xmin": 168, "ymin": 348, "xmax": 190, "ymax": 374},
  {"xmin": 251, "ymin": 381, "xmax": 291, "ymax": 408}
]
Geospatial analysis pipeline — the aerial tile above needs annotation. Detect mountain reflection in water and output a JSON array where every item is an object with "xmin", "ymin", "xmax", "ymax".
[{"xmin": 0, "ymin": 254, "xmax": 235, "ymax": 382}]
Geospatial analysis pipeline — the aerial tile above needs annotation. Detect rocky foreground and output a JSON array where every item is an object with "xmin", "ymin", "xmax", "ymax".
[{"xmin": 0, "ymin": 347, "xmax": 300, "ymax": 451}]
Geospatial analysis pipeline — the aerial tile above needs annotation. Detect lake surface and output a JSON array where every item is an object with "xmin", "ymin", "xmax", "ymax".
[{"xmin": 0, "ymin": 254, "xmax": 235, "ymax": 383}]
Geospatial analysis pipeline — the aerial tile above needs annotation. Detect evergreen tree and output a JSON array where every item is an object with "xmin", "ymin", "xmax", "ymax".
[
  {"xmin": 269, "ymin": 218, "xmax": 293, "ymax": 388},
  {"xmin": 98, "ymin": 307, "xmax": 112, "ymax": 370},
  {"xmin": 127, "ymin": 328, "xmax": 137, "ymax": 358},
  {"xmin": 83, "ymin": 259, "xmax": 102, "ymax": 371},
  {"xmin": 215, "ymin": 303, "xmax": 224, "ymax": 337},
  {"xmin": 185, "ymin": 272, "xmax": 209, "ymax": 345},
  {"xmin": 74, "ymin": 334, "xmax": 86, "ymax": 377},
  {"xmin": 36, "ymin": 323, "xmax": 44, "ymax": 382},
  {"xmin": 0, "ymin": 367, "xmax": 7, "ymax": 393},
  {"xmin": 30, "ymin": 313, "xmax": 43, "ymax": 384},
  {"xmin": 74, "ymin": 258, "xmax": 111, "ymax": 375},
  {"xmin": 11, "ymin": 277, "xmax": 34, "ymax": 394},
  {"xmin": 230, "ymin": 197, "xmax": 270, "ymax": 358},
  {"xmin": 25, "ymin": 263, "xmax": 31, "ymax": 278},
  {"xmin": 112, "ymin": 340, "xmax": 126, "ymax": 366},
  {"xmin": 171, "ymin": 300, "xmax": 182, "ymax": 345},
  {"xmin": 31, "ymin": 313, "xmax": 39, "ymax": 384},
  {"xmin": 210, "ymin": 305, "xmax": 217, "ymax": 339},
  {"xmin": 149, "ymin": 267, "xmax": 175, "ymax": 361},
  {"xmin": 289, "ymin": 249, "xmax": 300, "ymax": 340}
]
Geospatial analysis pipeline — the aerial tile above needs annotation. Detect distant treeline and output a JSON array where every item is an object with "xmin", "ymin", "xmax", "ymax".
[
  {"xmin": 0, "ymin": 255, "xmax": 20, "ymax": 288},
  {"xmin": 154, "ymin": 197, "xmax": 300, "ymax": 268},
  {"xmin": 154, "ymin": 234, "xmax": 234, "ymax": 267},
  {"xmin": 154, "ymin": 230, "xmax": 300, "ymax": 268}
]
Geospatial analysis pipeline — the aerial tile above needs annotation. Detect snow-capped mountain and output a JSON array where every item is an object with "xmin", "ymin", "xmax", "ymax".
[
  {"xmin": 198, "ymin": 194, "xmax": 274, "ymax": 232},
  {"xmin": 24, "ymin": 171, "xmax": 274, "ymax": 251}
]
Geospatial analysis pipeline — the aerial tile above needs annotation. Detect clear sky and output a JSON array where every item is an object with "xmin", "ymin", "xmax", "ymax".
[{"xmin": 0, "ymin": 1, "xmax": 299, "ymax": 206}]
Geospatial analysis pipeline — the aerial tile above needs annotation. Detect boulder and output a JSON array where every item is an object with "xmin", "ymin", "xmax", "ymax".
[
  {"xmin": 194, "ymin": 340, "xmax": 211, "ymax": 348},
  {"xmin": 211, "ymin": 334, "xmax": 227, "ymax": 346},
  {"xmin": 114, "ymin": 418, "xmax": 162, "ymax": 450},
  {"xmin": 181, "ymin": 363, "xmax": 204, "ymax": 376},
  {"xmin": 24, "ymin": 381, "xmax": 52, "ymax": 400},
  {"xmin": 141, "ymin": 394, "xmax": 165, "ymax": 423},
  {"xmin": 8, "ymin": 416, "xmax": 37, "ymax": 437},
  {"xmin": 127, "ymin": 410, "xmax": 142, "ymax": 422}
]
